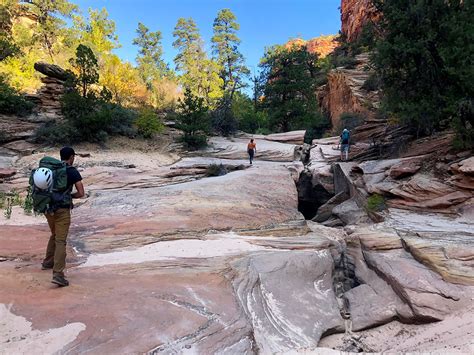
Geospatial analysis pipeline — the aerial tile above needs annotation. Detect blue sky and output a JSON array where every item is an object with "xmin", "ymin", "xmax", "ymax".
[{"xmin": 74, "ymin": 0, "xmax": 341, "ymax": 74}]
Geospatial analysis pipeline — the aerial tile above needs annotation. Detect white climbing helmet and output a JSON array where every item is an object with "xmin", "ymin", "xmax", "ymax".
[{"xmin": 33, "ymin": 167, "xmax": 53, "ymax": 190}]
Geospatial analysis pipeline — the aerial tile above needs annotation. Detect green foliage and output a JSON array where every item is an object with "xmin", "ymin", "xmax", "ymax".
[
  {"xmin": 366, "ymin": 194, "xmax": 386, "ymax": 212},
  {"xmin": 259, "ymin": 44, "xmax": 325, "ymax": 132},
  {"xmin": 361, "ymin": 72, "xmax": 381, "ymax": 92},
  {"xmin": 135, "ymin": 108, "xmax": 164, "ymax": 138},
  {"xmin": 133, "ymin": 22, "xmax": 169, "ymax": 85},
  {"xmin": 452, "ymin": 99, "xmax": 474, "ymax": 150},
  {"xmin": 1, "ymin": 189, "xmax": 23, "ymax": 219},
  {"xmin": 304, "ymin": 113, "xmax": 330, "ymax": 144},
  {"xmin": 36, "ymin": 91, "xmax": 137, "ymax": 144},
  {"xmin": 339, "ymin": 112, "xmax": 365, "ymax": 131},
  {"xmin": 23, "ymin": 186, "xmax": 33, "ymax": 215},
  {"xmin": 0, "ymin": 38, "xmax": 19, "ymax": 62},
  {"xmin": 69, "ymin": 44, "xmax": 99, "ymax": 98},
  {"xmin": 21, "ymin": 0, "xmax": 78, "ymax": 61},
  {"xmin": 176, "ymin": 88, "xmax": 210, "ymax": 149},
  {"xmin": 0, "ymin": 75, "xmax": 33, "ymax": 116},
  {"xmin": 211, "ymin": 9, "xmax": 249, "ymax": 101},
  {"xmin": 73, "ymin": 8, "xmax": 120, "ymax": 55},
  {"xmin": 173, "ymin": 17, "xmax": 223, "ymax": 107},
  {"xmin": 372, "ymin": 0, "xmax": 474, "ymax": 143},
  {"xmin": 211, "ymin": 106, "xmax": 238, "ymax": 136},
  {"xmin": 230, "ymin": 92, "xmax": 266, "ymax": 133}
]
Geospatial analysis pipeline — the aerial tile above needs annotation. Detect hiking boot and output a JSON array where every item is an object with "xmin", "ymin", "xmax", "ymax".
[
  {"xmin": 41, "ymin": 262, "xmax": 53, "ymax": 270},
  {"xmin": 51, "ymin": 275, "xmax": 69, "ymax": 287}
]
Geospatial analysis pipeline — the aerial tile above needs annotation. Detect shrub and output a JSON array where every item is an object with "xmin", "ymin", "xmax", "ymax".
[
  {"xmin": 179, "ymin": 134, "xmax": 207, "ymax": 150},
  {"xmin": 304, "ymin": 114, "xmax": 331, "ymax": 143},
  {"xmin": 176, "ymin": 88, "xmax": 210, "ymax": 149},
  {"xmin": 361, "ymin": 73, "xmax": 381, "ymax": 92},
  {"xmin": 135, "ymin": 108, "xmax": 164, "ymax": 138},
  {"xmin": 339, "ymin": 112, "xmax": 365, "ymax": 131},
  {"xmin": 452, "ymin": 99, "xmax": 474, "ymax": 150},
  {"xmin": 0, "ymin": 76, "xmax": 33, "ymax": 116},
  {"xmin": 206, "ymin": 164, "xmax": 227, "ymax": 177},
  {"xmin": 35, "ymin": 121, "xmax": 77, "ymax": 145},
  {"xmin": 211, "ymin": 105, "xmax": 238, "ymax": 136},
  {"xmin": 54, "ymin": 91, "xmax": 137, "ymax": 143},
  {"xmin": 366, "ymin": 194, "xmax": 386, "ymax": 212},
  {"xmin": 238, "ymin": 111, "xmax": 269, "ymax": 134}
]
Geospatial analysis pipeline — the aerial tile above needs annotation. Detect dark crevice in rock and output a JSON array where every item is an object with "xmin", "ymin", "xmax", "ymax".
[{"xmin": 296, "ymin": 169, "xmax": 334, "ymax": 220}]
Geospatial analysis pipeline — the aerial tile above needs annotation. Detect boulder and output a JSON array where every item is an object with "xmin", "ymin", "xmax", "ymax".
[
  {"xmin": 457, "ymin": 156, "xmax": 474, "ymax": 175},
  {"xmin": 387, "ymin": 174, "xmax": 471, "ymax": 211},
  {"xmin": 332, "ymin": 198, "xmax": 370, "ymax": 226},
  {"xmin": 313, "ymin": 191, "xmax": 349, "ymax": 223},
  {"xmin": 34, "ymin": 62, "xmax": 69, "ymax": 81},
  {"xmin": 388, "ymin": 162, "xmax": 421, "ymax": 179}
]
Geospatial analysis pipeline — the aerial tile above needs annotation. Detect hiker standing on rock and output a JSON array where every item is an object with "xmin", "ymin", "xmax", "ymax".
[
  {"xmin": 340, "ymin": 128, "xmax": 350, "ymax": 161},
  {"xmin": 34, "ymin": 147, "xmax": 84, "ymax": 287},
  {"xmin": 247, "ymin": 138, "xmax": 257, "ymax": 165}
]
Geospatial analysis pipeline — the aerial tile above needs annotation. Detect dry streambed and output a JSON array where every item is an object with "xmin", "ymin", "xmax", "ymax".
[{"xmin": 0, "ymin": 133, "xmax": 473, "ymax": 354}]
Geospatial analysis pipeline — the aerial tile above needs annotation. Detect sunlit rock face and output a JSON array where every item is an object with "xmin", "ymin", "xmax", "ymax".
[
  {"xmin": 286, "ymin": 35, "xmax": 338, "ymax": 58},
  {"xmin": 318, "ymin": 53, "xmax": 380, "ymax": 130},
  {"xmin": 341, "ymin": 0, "xmax": 381, "ymax": 42}
]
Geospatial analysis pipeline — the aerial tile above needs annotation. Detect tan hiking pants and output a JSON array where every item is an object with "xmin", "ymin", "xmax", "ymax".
[{"xmin": 44, "ymin": 208, "xmax": 71, "ymax": 276}]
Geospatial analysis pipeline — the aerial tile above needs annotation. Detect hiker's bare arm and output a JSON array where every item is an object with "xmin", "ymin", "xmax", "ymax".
[{"xmin": 72, "ymin": 181, "xmax": 85, "ymax": 198}]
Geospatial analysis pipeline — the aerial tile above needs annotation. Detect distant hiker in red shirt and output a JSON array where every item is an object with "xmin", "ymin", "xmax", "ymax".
[{"xmin": 247, "ymin": 139, "xmax": 257, "ymax": 165}]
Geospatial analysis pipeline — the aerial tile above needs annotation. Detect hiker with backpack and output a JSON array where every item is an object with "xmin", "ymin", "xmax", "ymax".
[
  {"xmin": 31, "ymin": 147, "xmax": 84, "ymax": 287},
  {"xmin": 340, "ymin": 128, "xmax": 350, "ymax": 161}
]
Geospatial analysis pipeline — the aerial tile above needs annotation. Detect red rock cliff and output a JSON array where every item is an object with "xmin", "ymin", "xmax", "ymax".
[
  {"xmin": 286, "ymin": 35, "xmax": 338, "ymax": 58},
  {"xmin": 341, "ymin": 0, "xmax": 380, "ymax": 42}
]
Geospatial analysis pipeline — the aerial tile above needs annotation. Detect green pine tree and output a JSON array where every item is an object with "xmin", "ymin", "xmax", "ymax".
[
  {"xmin": 211, "ymin": 9, "xmax": 249, "ymax": 104},
  {"xmin": 176, "ymin": 88, "xmax": 210, "ymax": 149},
  {"xmin": 69, "ymin": 44, "xmax": 99, "ymax": 98},
  {"xmin": 172, "ymin": 17, "xmax": 222, "ymax": 107},
  {"xmin": 372, "ymin": 0, "xmax": 473, "ymax": 145},
  {"xmin": 260, "ymin": 44, "xmax": 325, "ymax": 133},
  {"xmin": 133, "ymin": 22, "xmax": 169, "ymax": 87}
]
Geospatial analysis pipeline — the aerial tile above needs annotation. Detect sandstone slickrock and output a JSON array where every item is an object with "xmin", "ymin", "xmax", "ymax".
[
  {"xmin": 401, "ymin": 233, "xmax": 474, "ymax": 286},
  {"xmin": 363, "ymin": 248, "xmax": 471, "ymax": 321},
  {"xmin": 0, "ymin": 115, "xmax": 40, "ymax": 143},
  {"xmin": 231, "ymin": 250, "xmax": 344, "ymax": 353},
  {"xmin": 0, "ymin": 168, "xmax": 16, "ymax": 178},
  {"xmin": 1, "ymin": 130, "xmax": 473, "ymax": 353}
]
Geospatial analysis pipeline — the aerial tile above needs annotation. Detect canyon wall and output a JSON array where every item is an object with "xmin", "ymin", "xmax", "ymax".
[{"xmin": 341, "ymin": 0, "xmax": 380, "ymax": 42}]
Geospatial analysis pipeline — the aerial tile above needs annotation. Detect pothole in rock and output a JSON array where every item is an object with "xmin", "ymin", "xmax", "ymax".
[
  {"xmin": 332, "ymin": 250, "xmax": 361, "ymax": 326},
  {"xmin": 296, "ymin": 169, "xmax": 333, "ymax": 220}
]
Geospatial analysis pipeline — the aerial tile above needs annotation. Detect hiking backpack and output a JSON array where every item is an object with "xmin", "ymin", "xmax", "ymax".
[
  {"xmin": 341, "ymin": 130, "xmax": 350, "ymax": 144},
  {"xmin": 29, "ymin": 157, "xmax": 71, "ymax": 213}
]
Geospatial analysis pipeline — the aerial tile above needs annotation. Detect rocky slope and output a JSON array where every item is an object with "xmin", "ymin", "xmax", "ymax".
[
  {"xmin": 318, "ymin": 53, "xmax": 380, "ymax": 131},
  {"xmin": 1, "ymin": 129, "xmax": 473, "ymax": 354}
]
